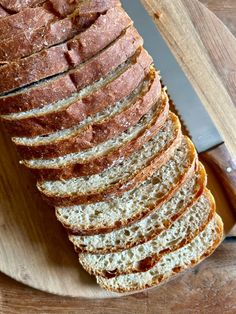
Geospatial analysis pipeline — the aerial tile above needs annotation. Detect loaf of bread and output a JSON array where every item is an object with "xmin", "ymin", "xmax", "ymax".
[{"xmin": 0, "ymin": 0, "xmax": 223, "ymax": 294}]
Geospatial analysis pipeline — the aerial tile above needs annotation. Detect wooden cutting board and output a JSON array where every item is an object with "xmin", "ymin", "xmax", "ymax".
[{"xmin": 0, "ymin": 0, "xmax": 235, "ymax": 298}]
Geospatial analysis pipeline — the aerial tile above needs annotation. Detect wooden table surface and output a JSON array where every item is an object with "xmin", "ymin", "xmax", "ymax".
[{"xmin": 0, "ymin": 0, "xmax": 236, "ymax": 313}]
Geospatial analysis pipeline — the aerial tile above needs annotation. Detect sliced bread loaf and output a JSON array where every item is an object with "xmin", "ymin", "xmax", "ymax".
[
  {"xmin": 0, "ymin": 26, "xmax": 142, "ymax": 115},
  {"xmin": 0, "ymin": 7, "xmax": 131, "ymax": 94},
  {"xmin": 0, "ymin": 6, "xmax": 55, "ymax": 41},
  {"xmin": 21, "ymin": 71, "xmax": 162, "ymax": 180},
  {"xmin": 56, "ymin": 133, "xmax": 197, "ymax": 234},
  {"xmin": 55, "ymin": 133, "xmax": 197, "ymax": 234},
  {"xmin": 0, "ymin": 0, "xmax": 46, "ymax": 13},
  {"xmin": 97, "ymin": 214, "xmax": 223, "ymax": 292},
  {"xmin": 0, "ymin": 12, "xmax": 98, "ymax": 62},
  {"xmin": 0, "ymin": 1, "xmax": 122, "ymax": 62},
  {"xmin": 4, "ymin": 47, "xmax": 152, "ymax": 137},
  {"xmin": 19, "ymin": 89, "xmax": 168, "ymax": 180},
  {"xmin": 69, "ymin": 163, "xmax": 206, "ymax": 252},
  {"xmin": 37, "ymin": 112, "xmax": 183, "ymax": 206},
  {"xmin": 79, "ymin": 188, "xmax": 215, "ymax": 278}
]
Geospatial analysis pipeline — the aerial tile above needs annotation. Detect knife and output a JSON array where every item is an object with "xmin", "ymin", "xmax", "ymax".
[{"xmin": 121, "ymin": 0, "xmax": 236, "ymax": 213}]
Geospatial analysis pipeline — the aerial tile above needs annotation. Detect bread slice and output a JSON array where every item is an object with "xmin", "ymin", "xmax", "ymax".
[
  {"xmin": 79, "ymin": 188, "xmax": 215, "ymax": 278},
  {"xmin": 0, "ymin": 0, "xmax": 121, "ymax": 15},
  {"xmin": 0, "ymin": 1, "xmax": 122, "ymax": 62},
  {"xmin": 0, "ymin": 26, "xmax": 142, "ymax": 115},
  {"xmin": 69, "ymin": 163, "xmax": 206, "ymax": 252},
  {"xmin": 22, "ymin": 71, "xmax": 162, "ymax": 180},
  {"xmin": 96, "ymin": 214, "xmax": 223, "ymax": 292},
  {"xmin": 0, "ymin": 12, "xmax": 98, "ymax": 62},
  {"xmin": 20, "ymin": 89, "xmax": 168, "ymax": 182},
  {"xmin": 13, "ymin": 59, "xmax": 154, "ymax": 163},
  {"xmin": 49, "ymin": 0, "xmax": 121, "ymax": 18},
  {"xmin": 37, "ymin": 111, "xmax": 184, "ymax": 206},
  {"xmin": 0, "ymin": 0, "xmax": 46, "ymax": 13},
  {"xmin": 56, "ymin": 133, "xmax": 197, "ymax": 234},
  {"xmin": 0, "ymin": 6, "xmax": 55, "ymax": 41},
  {"xmin": 0, "ymin": 5, "xmax": 9, "ymax": 17},
  {"xmin": 4, "ymin": 47, "xmax": 152, "ymax": 137},
  {"xmin": 0, "ymin": 7, "xmax": 131, "ymax": 94}
]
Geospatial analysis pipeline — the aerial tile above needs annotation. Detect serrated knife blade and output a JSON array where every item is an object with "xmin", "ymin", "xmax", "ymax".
[
  {"xmin": 121, "ymin": 0, "xmax": 236, "ymax": 212},
  {"xmin": 122, "ymin": 0, "xmax": 222, "ymax": 153}
]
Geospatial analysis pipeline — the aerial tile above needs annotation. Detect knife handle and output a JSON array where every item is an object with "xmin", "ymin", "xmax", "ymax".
[{"xmin": 200, "ymin": 143, "xmax": 236, "ymax": 213}]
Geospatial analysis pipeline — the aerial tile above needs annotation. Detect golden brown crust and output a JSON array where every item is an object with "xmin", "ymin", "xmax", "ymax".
[
  {"xmin": 0, "ymin": 6, "xmax": 56, "ymax": 41},
  {"xmin": 0, "ymin": 7, "xmax": 131, "ymax": 94},
  {"xmin": 62, "ymin": 148, "xmax": 200, "ymax": 238},
  {"xmin": 0, "ymin": 13, "xmax": 98, "ymax": 62},
  {"xmin": 0, "ymin": 1, "xmax": 122, "ymax": 62},
  {"xmin": 0, "ymin": 5, "xmax": 9, "ymax": 18},
  {"xmin": 80, "ymin": 188, "xmax": 216, "ymax": 278},
  {"xmin": 0, "ymin": 26, "xmax": 141, "ymax": 115},
  {"xmin": 49, "ymin": 0, "xmax": 121, "ymax": 18},
  {"xmin": 37, "ymin": 116, "xmax": 187, "ymax": 207},
  {"xmin": 0, "ymin": 0, "xmax": 46, "ymax": 13},
  {"xmin": 97, "ymin": 214, "xmax": 224, "ymax": 293},
  {"xmin": 14, "ymin": 50, "xmax": 153, "ymax": 159},
  {"xmin": 4, "ymin": 37, "xmax": 146, "ymax": 137},
  {"xmin": 70, "ymin": 164, "xmax": 207, "ymax": 249},
  {"xmin": 23, "ymin": 72, "xmax": 161, "ymax": 180}
]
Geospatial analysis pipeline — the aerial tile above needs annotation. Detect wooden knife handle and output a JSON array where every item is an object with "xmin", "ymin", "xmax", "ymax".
[{"xmin": 200, "ymin": 143, "xmax": 236, "ymax": 213}]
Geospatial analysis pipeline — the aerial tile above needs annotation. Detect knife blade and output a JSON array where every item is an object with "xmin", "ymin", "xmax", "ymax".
[{"xmin": 121, "ymin": 0, "xmax": 236, "ymax": 212}]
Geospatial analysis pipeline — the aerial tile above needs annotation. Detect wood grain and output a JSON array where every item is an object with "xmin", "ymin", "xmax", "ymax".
[
  {"xmin": 200, "ymin": 143, "xmax": 236, "ymax": 214},
  {"xmin": 0, "ymin": 0, "xmax": 236, "ymax": 312},
  {"xmin": 199, "ymin": 0, "xmax": 236, "ymax": 37},
  {"xmin": 142, "ymin": 0, "xmax": 236, "ymax": 156},
  {"xmin": 1, "ymin": 242, "xmax": 236, "ymax": 314}
]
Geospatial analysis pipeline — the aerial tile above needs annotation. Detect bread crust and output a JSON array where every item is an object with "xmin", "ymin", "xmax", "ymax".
[
  {"xmin": 97, "ymin": 214, "xmax": 224, "ymax": 292},
  {"xmin": 3, "ymin": 30, "xmax": 145, "ymax": 136},
  {"xmin": 37, "ymin": 115, "xmax": 187, "ymax": 207},
  {"xmin": 23, "ymin": 71, "xmax": 161, "ymax": 180},
  {"xmin": 0, "ymin": 26, "xmax": 142, "ymax": 115},
  {"xmin": 0, "ymin": 0, "xmax": 46, "ymax": 13},
  {"xmin": 0, "ymin": 0, "xmax": 121, "ymax": 15},
  {"xmin": 0, "ymin": 1, "xmax": 122, "ymax": 62},
  {"xmin": 49, "ymin": 0, "xmax": 121, "ymax": 18},
  {"xmin": 14, "ymin": 50, "xmax": 152, "ymax": 159},
  {"xmin": 34, "ymin": 87, "xmax": 167, "ymax": 183},
  {"xmin": 0, "ymin": 5, "xmax": 9, "ymax": 17},
  {"xmin": 0, "ymin": 7, "xmax": 131, "ymax": 94},
  {"xmin": 69, "ymin": 164, "xmax": 206, "ymax": 249},
  {"xmin": 0, "ymin": 6, "xmax": 56, "ymax": 41},
  {"xmin": 0, "ymin": 13, "xmax": 98, "ymax": 62},
  {"xmin": 79, "ymin": 188, "xmax": 216, "ymax": 278}
]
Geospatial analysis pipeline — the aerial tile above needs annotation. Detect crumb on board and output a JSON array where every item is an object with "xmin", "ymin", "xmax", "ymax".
[{"xmin": 154, "ymin": 10, "xmax": 162, "ymax": 19}]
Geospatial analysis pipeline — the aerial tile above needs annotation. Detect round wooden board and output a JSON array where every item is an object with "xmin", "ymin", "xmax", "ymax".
[{"xmin": 0, "ymin": 0, "xmax": 236, "ymax": 298}]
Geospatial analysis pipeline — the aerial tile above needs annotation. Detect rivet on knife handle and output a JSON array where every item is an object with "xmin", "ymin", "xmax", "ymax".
[{"xmin": 200, "ymin": 143, "xmax": 236, "ymax": 214}]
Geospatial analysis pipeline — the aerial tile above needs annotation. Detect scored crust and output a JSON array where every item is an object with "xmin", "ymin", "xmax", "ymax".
[
  {"xmin": 0, "ymin": 13, "xmax": 98, "ymax": 62},
  {"xmin": 0, "ymin": 0, "xmax": 46, "ymax": 13},
  {"xmin": 0, "ymin": 7, "xmax": 131, "ymax": 94},
  {"xmin": 0, "ymin": 6, "xmax": 55, "ymax": 41},
  {"xmin": 13, "ymin": 49, "xmax": 153, "ymax": 159},
  {"xmin": 49, "ymin": 0, "xmax": 121, "ymax": 18},
  {"xmin": 0, "ymin": 0, "xmax": 122, "ymax": 62},
  {"xmin": 22, "ymin": 71, "xmax": 161, "ymax": 180},
  {"xmin": 37, "ymin": 114, "xmax": 186, "ymax": 207},
  {"xmin": 0, "ymin": 26, "xmax": 142, "ymax": 115},
  {"xmin": 4, "ymin": 45, "xmax": 150, "ymax": 137}
]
